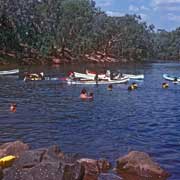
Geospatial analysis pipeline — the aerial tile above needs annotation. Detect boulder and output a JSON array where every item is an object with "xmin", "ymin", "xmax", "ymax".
[
  {"xmin": 3, "ymin": 145, "xmax": 84, "ymax": 180},
  {"xmin": 78, "ymin": 159, "xmax": 99, "ymax": 180},
  {"xmin": 0, "ymin": 141, "xmax": 29, "ymax": 158},
  {"xmin": 78, "ymin": 158, "xmax": 111, "ymax": 180},
  {"xmin": 97, "ymin": 159, "xmax": 111, "ymax": 173},
  {"xmin": 116, "ymin": 151, "xmax": 170, "ymax": 179}
]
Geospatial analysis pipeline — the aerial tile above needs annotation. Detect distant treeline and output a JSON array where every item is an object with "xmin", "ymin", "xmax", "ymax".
[{"xmin": 0, "ymin": 0, "xmax": 180, "ymax": 65}]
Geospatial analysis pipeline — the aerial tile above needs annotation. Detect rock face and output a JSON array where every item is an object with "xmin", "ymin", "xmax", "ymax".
[
  {"xmin": 0, "ymin": 141, "xmax": 111, "ymax": 180},
  {"xmin": 0, "ymin": 141, "xmax": 170, "ymax": 180},
  {"xmin": 0, "ymin": 141, "xmax": 29, "ymax": 158},
  {"xmin": 116, "ymin": 151, "xmax": 170, "ymax": 179},
  {"xmin": 78, "ymin": 158, "xmax": 111, "ymax": 180},
  {"xmin": 3, "ymin": 145, "xmax": 84, "ymax": 180}
]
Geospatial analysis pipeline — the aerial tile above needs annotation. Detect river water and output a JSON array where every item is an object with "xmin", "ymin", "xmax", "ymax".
[{"xmin": 0, "ymin": 62, "xmax": 180, "ymax": 179}]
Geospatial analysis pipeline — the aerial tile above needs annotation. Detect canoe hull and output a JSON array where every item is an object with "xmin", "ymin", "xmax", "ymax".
[
  {"xmin": 66, "ymin": 77, "xmax": 129, "ymax": 85},
  {"xmin": 163, "ymin": 74, "xmax": 180, "ymax": 82},
  {"xmin": 0, "ymin": 69, "xmax": 19, "ymax": 75},
  {"xmin": 123, "ymin": 74, "xmax": 144, "ymax": 80},
  {"xmin": 74, "ymin": 72, "xmax": 107, "ymax": 80}
]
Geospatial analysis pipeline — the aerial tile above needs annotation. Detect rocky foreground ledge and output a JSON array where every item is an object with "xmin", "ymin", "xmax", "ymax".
[{"xmin": 0, "ymin": 141, "xmax": 170, "ymax": 180}]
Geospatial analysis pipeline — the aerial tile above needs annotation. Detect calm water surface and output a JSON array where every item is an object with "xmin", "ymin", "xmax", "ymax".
[{"xmin": 0, "ymin": 62, "xmax": 180, "ymax": 180}]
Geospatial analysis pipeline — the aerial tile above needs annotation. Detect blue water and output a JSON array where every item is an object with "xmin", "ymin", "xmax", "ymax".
[{"xmin": 0, "ymin": 62, "xmax": 180, "ymax": 179}]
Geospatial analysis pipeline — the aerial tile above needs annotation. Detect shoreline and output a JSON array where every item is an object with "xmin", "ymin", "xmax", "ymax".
[
  {"xmin": 1, "ymin": 56, "xmax": 180, "ymax": 68},
  {"xmin": 0, "ymin": 49, "xmax": 179, "ymax": 66}
]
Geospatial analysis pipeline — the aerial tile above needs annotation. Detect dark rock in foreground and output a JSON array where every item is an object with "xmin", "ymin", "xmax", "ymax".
[
  {"xmin": 0, "ymin": 141, "xmax": 170, "ymax": 180},
  {"xmin": 116, "ymin": 151, "xmax": 170, "ymax": 180},
  {"xmin": 78, "ymin": 158, "xmax": 111, "ymax": 180},
  {"xmin": 2, "ymin": 144, "xmax": 111, "ymax": 180},
  {"xmin": 3, "ymin": 145, "xmax": 84, "ymax": 180},
  {"xmin": 0, "ymin": 141, "xmax": 29, "ymax": 158}
]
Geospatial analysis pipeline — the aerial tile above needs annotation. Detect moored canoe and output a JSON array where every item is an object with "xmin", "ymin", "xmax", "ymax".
[
  {"xmin": 123, "ymin": 74, "xmax": 144, "ymax": 80},
  {"xmin": 163, "ymin": 74, "xmax": 180, "ymax": 82},
  {"xmin": 0, "ymin": 69, "xmax": 19, "ymax": 75},
  {"xmin": 66, "ymin": 77, "xmax": 129, "ymax": 85}
]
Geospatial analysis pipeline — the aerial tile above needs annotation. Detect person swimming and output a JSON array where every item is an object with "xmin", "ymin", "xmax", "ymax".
[
  {"xmin": 88, "ymin": 92, "xmax": 94, "ymax": 99},
  {"xmin": 10, "ymin": 103, "xmax": 17, "ymax": 112},
  {"xmin": 80, "ymin": 89, "xmax": 94, "ymax": 100},
  {"xmin": 80, "ymin": 88, "xmax": 88, "ymax": 99},
  {"xmin": 107, "ymin": 84, "xmax": 113, "ymax": 91},
  {"xmin": 162, "ymin": 82, "xmax": 169, "ymax": 88}
]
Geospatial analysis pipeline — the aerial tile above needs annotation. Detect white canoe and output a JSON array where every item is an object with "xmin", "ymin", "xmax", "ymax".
[
  {"xmin": 86, "ymin": 71, "xmax": 121, "ymax": 80},
  {"xmin": 163, "ymin": 74, "xmax": 180, "ymax": 82},
  {"xmin": 66, "ymin": 77, "xmax": 129, "ymax": 85},
  {"xmin": 86, "ymin": 71, "xmax": 107, "ymax": 79},
  {"xmin": 74, "ymin": 72, "xmax": 107, "ymax": 80},
  {"xmin": 123, "ymin": 74, "xmax": 144, "ymax": 80},
  {"xmin": 0, "ymin": 69, "xmax": 19, "ymax": 75}
]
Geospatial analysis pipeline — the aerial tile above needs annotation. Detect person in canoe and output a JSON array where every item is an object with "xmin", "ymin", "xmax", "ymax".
[
  {"xmin": 106, "ymin": 70, "xmax": 111, "ymax": 77},
  {"xmin": 110, "ymin": 71, "xmax": 114, "ymax": 80},
  {"xmin": 68, "ymin": 72, "xmax": 75, "ymax": 79},
  {"xmin": 94, "ymin": 73, "xmax": 99, "ymax": 85},
  {"xmin": 106, "ymin": 70, "xmax": 114, "ymax": 80},
  {"xmin": 173, "ymin": 77, "xmax": 178, "ymax": 83},
  {"xmin": 24, "ymin": 72, "xmax": 44, "ymax": 81}
]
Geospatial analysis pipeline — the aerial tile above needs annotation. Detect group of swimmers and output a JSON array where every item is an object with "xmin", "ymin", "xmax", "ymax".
[
  {"xmin": 79, "ymin": 84, "xmax": 122, "ymax": 100},
  {"xmin": 79, "ymin": 80, "xmax": 172, "ymax": 100},
  {"xmin": 79, "ymin": 82, "xmax": 139, "ymax": 100},
  {"xmin": 10, "ymin": 79, "xmax": 171, "ymax": 111}
]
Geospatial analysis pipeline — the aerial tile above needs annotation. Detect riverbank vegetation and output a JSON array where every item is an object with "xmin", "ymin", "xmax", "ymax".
[{"xmin": 0, "ymin": 0, "xmax": 179, "ymax": 65}]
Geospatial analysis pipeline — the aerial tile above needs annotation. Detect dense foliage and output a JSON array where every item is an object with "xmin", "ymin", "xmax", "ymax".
[
  {"xmin": 0, "ymin": 0, "xmax": 179, "ymax": 64},
  {"xmin": 154, "ymin": 28, "xmax": 180, "ymax": 60}
]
